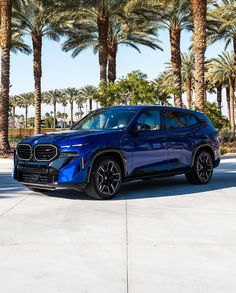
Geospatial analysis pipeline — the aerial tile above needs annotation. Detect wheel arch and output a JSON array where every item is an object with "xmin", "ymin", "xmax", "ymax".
[
  {"xmin": 86, "ymin": 149, "xmax": 127, "ymax": 183},
  {"xmin": 191, "ymin": 144, "xmax": 215, "ymax": 168}
]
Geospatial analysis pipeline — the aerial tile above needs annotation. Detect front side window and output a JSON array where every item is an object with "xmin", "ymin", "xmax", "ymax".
[
  {"xmin": 136, "ymin": 110, "xmax": 161, "ymax": 131},
  {"xmin": 72, "ymin": 109, "xmax": 137, "ymax": 130}
]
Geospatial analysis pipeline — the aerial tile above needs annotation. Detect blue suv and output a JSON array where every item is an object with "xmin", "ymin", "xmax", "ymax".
[{"xmin": 13, "ymin": 106, "xmax": 220, "ymax": 199}]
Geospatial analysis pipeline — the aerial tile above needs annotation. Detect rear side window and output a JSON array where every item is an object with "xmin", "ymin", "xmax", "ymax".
[{"xmin": 163, "ymin": 110, "xmax": 198, "ymax": 129}]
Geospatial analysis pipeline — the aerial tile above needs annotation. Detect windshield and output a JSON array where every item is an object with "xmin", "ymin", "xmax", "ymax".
[{"xmin": 72, "ymin": 108, "xmax": 137, "ymax": 131}]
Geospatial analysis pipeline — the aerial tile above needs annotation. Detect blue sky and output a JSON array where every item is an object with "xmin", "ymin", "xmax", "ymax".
[{"xmin": 10, "ymin": 29, "xmax": 229, "ymax": 117}]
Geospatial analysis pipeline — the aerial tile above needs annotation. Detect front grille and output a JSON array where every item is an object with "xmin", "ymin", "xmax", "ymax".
[
  {"xmin": 18, "ymin": 164, "xmax": 49, "ymax": 174},
  {"xmin": 34, "ymin": 145, "xmax": 57, "ymax": 161},
  {"xmin": 17, "ymin": 144, "xmax": 32, "ymax": 160},
  {"xmin": 20, "ymin": 173, "xmax": 50, "ymax": 184}
]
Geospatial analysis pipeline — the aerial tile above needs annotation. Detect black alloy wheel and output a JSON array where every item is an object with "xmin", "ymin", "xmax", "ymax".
[
  {"xmin": 85, "ymin": 156, "xmax": 122, "ymax": 199},
  {"xmin": 185, "ymin": 151, "xmax": 213, "ymax": 184}
]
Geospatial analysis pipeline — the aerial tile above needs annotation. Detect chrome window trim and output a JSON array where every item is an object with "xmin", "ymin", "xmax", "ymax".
[
  {"xmin": 17, "ymin": 144, "xmax": 32, "ymax": 161},
  {"xmin": 34, "ymin": 144, "xmax": 58, "ymax": 162}
]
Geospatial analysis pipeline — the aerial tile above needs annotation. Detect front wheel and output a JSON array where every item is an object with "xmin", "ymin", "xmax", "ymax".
[
  {"xmin": 85, "ymin": 156, "xmax": 122, "ymax": 200},
  {"xmin": 185, "ymin": 151, "xmax": 213, "ymax": 184}
]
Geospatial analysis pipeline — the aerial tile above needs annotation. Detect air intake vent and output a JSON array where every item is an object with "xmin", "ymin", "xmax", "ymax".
[
  {"xmin": 17, "ymin": 144, "xmax": 32, "ymax": 160},
  {"xmin": 34, "ymin": 145, "xmax": 57, "ymax": 161}
]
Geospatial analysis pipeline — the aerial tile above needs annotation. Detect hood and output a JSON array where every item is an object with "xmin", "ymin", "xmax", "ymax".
[{"xmin": 20, "ymin": 129, "xmax": 123, "ymax": 147}]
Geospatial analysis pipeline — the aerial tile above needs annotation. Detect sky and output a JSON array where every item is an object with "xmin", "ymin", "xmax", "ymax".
[{"xmin": 10, "ymin": 29, "xmax": 229, "ymax": 117}]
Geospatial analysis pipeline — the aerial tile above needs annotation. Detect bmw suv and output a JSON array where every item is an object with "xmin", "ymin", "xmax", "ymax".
[{"xmin": 13, "ymin": 106, "xmax": 220, "ymax": 199}]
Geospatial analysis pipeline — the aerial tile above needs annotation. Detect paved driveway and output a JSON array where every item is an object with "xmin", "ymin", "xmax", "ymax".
[{"xmin": 0, "ymin": 157, "xmax": 236, "ymax": 293}]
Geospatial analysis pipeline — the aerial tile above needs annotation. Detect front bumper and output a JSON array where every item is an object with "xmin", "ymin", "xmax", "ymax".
[
  {"xmin": 13, "ymin": 154, "xmax": 89, "ymax": 191},
  {"xmin": 19, "ymin": 181, "xmax": 87, "ymax": 191}
]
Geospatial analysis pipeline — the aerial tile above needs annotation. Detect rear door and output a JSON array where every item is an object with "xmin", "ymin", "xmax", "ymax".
[{"xmin": 162, "ymin": 109, "xmax": 200, "ymax": 170}]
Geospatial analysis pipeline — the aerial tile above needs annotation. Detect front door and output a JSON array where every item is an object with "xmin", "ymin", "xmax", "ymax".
[{"xmin": 129, "ymin": 109, "xmax": 168, "ymax": 177}]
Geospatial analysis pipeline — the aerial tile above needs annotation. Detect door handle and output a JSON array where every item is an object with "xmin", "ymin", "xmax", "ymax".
[{"xmin": 158, "ymin": 137, "xmax": 166, "ymax": 142}]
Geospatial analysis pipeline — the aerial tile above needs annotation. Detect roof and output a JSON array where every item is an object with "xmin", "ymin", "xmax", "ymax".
[{"xmin": 101, "ymin": 105, "xmax": 203, "ymax": 116}]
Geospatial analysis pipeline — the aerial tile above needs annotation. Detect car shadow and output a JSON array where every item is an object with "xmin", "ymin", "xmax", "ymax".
[
  {"xmin": 0, "ymin": 173, "xmax": 28, "ymax": 198},
  {"xmin": 1, "ymin": 160, "xmax": 235, "ymax": 201}
]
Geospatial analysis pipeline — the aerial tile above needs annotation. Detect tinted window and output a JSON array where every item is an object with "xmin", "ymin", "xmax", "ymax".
[
  {"xmin": 136, "ymin": 110, "xmax": 161, "ymax": 131},
  {"xmin": 163, "ymin": 110, "xmax": 198, "ymax": 129},
  {"xmin": 185, "ymin": 113, "xmax": 198, "ymax": 127}
]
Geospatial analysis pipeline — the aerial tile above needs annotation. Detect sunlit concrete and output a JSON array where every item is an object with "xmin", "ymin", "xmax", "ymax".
[{"xmin": 0, "ymin": 156, "xmax": 236, "ymax": 293}]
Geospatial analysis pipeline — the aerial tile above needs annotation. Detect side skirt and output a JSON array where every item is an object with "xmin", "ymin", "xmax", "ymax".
[{"xmin": 123, "ymin": 167, "xmax": 191, "ymax": 183}]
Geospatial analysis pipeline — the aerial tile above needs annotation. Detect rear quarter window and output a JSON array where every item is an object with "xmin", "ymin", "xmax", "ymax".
[
  {"xmin": 162, "ymin": 110, "xmax": 199, "ymax": 129},
  {"xmin": 185, "ymin": 113, "xmax": 199, "ymax": 127}
]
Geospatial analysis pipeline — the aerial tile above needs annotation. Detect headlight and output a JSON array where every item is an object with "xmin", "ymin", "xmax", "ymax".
[{"xmin": 60, "ymin": 143, "xmax": 87, "ymax": 149}]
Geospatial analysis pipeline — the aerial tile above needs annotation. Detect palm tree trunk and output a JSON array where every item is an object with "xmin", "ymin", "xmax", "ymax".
[
  {"xmin": 186, "ymin": 76, "xmax": 192, "ymax": 109},
  {"xmin": 12, "ymin": 106, "xmax": 15, "ymax": 128},
  {"xmin": 229, "ymin": 78, "xmax": 235, "ymax": 133},
  {"xmin": 32, "ymin": 34, "xmax": 42, "ymax": 134},
  {"xmin": 25, "ymin": 106, "xmax": 28, "ymax": 128},
  {"xmin": 169, "ymin": 27, "xmax": 182, "ymax": 108},
  {"xmin": 226, "ymin": 86, "xmax": 231, "ymax": 122},
  {"xmin": 97, "ymin": 15, "xmax": 109, "ymax": 83},
  {"xmin": 233, "ymin": 36, "xmax": 236, "ymax": 77},
  {"xmin": 53, "ymin": 101, "xmax": 56, "ymax": 129},
  {"xmin": 0, "ymin": 0, "xmax": 12, "ymax": 153},
  {"xmin": 216, "ymin": 84, "xmax": 222, "ymax": 113},
  {"xmin": 191, "ymin": 0, "xmax": 207, "ymax": 113},
  {"xmin": 79, "ymin": 105, "xmax": 83, "ymax": 119},
  {"xmin": 108, "ymin": 42, "xmax": 117, "ymax": 83},
  {"xmin": 89, "ymin": 98, "xmax": 93, "ymax": 111},
  {"xmin": 70, "ymin": 100, "xmax": 73, "ymax": 126}
]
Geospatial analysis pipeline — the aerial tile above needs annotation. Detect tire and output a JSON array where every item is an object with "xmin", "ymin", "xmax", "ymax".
[
  {"xmin": 185, "ymin": 150, "xmax": 213, "ymax": 185},
  {"xmin": 85, "ymin": 156, "xmax": 122, "ymax": 200}
]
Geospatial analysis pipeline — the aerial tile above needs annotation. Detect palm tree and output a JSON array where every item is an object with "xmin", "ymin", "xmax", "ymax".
[
  {"xmin": 62, "ymin": 13, "xmax": 162, "ymax": 84},
  {"xmin": 127, "ymin": 0, "xmax": 197, "ymax": 108},
  {"xmin": 0, "ymin": 0, "xmax": 12, "ymax": 153},
  {"xmin": 9, "ymin": 95, "xmax": 20, "ymax": 128},
  {"xmin": 181, "ymin": 51, "xmax": 195, "ymax": 109},
  {"xmin": 143, "ymin": 0, "xmax": 191, "ymax": 107},
  {"xmin": 18, "ymin": 92, "xmax": 34, "ymax": 128},
  {"xmin": 60, "ymin": 0, "xmax": 128, "ymax": 83},
  {"xmin": 154, "ymin": 69, "xmax": 174, "ymax": 106},
  {"xmin": 75, "ymin": 94, "xmax": 86, "ymax": 119},
  {"xmin": 211, "ymin": 52, "xmax": 235, "ymax": 132},
  {"xmin": 62, "ymin": 88, "xmax": 80, "ymax": 126},
  {"xmin": 209, "ymin": 1, "xmax": 236, "ymax": 91},
  {"xmin": 107, "ymin": 15, "xmax": 162, "ymax": 83},
  {"xmin": 14, "ymin": 0, "xmax": 61, "ymax": 134},
  {"xmin": 58, "ymin": 95, "xmax": 68, "ymax": 128},
  {"xmin": 43, "ymin": 89, "xmax": 62, "ymax": 128},
  {"xmin": 79, "ymin": 85, "xmax": 98, "ymax": 112},
  {"xmin": 206, "ymin": 59, "xmax": 227, "ymax": 113},
  {"xmin": 191, "ymin": 0, "xmax": 207, "ymax": 112}
]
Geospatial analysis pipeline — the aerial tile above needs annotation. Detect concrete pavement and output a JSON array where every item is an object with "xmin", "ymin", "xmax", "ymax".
[{"xmin": 0, "ymin": 157, "xmax": 236, "ymax": 293}]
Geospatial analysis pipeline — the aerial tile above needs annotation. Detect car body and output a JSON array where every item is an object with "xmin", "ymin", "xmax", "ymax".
[{"xmin": 13, "ymin": 106, "xmax": 221, "ymax": 199}]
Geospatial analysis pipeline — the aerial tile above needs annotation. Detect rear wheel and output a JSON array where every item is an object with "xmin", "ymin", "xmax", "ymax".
[
  {"xmin": 85, "ymin": 156, "xmax": 122, "ymax": 200},
  {"xmin": 185, "ymin": 151, "xmax": 213, "ymax": 184}
]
